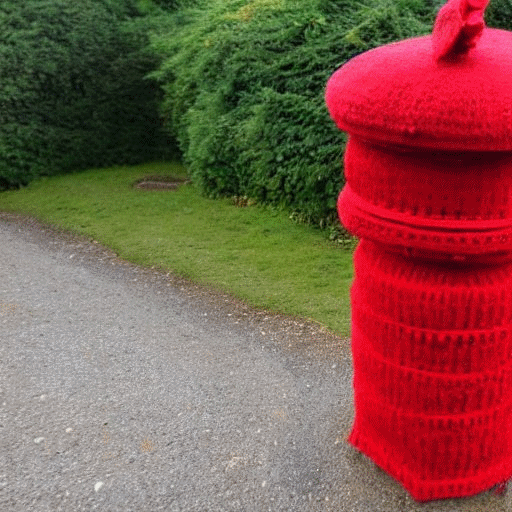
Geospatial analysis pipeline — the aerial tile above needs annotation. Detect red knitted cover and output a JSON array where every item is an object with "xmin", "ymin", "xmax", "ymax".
[
  {"xmin": 339, "ymin": 137, "xmax": 512, "ymax": 262},
  {"xmin": 324, "ymin": 17, "xmax": 512, "ymax": 150},
  {"xmin": 324, "ymin": 0, "xmax": 512, "ymax": 500},
  {"xmin": 349, "ymin": 240, "xmax": 512, "ymax": 501}
]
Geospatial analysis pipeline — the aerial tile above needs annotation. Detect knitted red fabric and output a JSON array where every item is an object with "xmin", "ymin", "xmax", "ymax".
[
  {"xmin": 339, "ymin": 136, "xmax": 512, "ymax": 261},
  {"xmin": 350, "ymin": 240, "xmax": 512, "ymax": 501},
  {"xmin": 432, "ymin": 0, "xmax": 489, "ymax": 59},
  {"xmin": 324, "ymin": 18, "xmax": 512, "ymax": 150},
  {"xmin": 325, "ymin": 0, "xmax": 512, "ymax": 501}
]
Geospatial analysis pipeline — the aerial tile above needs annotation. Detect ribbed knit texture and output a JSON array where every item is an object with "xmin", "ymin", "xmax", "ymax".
[
  {"xmin": 349, "ymin": 240, "xmax": 512, "ymax": 501},
  {"xmin": 338, "ymin": 137, "xmax": 512, "ymax": 261},
  {"xmin": 325, "ymin": 0, "xmax": 512, "ymax": 500}
]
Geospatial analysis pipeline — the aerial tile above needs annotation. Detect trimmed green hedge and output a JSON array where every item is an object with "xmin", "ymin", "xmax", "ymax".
[
  {"xmin": 0, "ymin": 0, "xmax": 173, "ymax": 190},
  {"xmin": 150, "ymin": 0, "xmax": 438, "ymax": 226}
]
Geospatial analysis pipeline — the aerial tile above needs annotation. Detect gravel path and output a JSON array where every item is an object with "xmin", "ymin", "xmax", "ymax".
[{"xmin": 0, "ymin": 214, "xmax": 510, "ymax": 511}]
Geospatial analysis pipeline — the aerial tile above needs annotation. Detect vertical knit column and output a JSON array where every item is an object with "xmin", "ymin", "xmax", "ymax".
[{"xmin": 348, "ymin": 239, "xmax": 512, "ymax": 501}]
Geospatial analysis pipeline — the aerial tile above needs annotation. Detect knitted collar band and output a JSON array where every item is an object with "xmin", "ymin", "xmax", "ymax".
[{"xmin": 339, "ymin": 136, "xmax": 512, "ymax": 260}]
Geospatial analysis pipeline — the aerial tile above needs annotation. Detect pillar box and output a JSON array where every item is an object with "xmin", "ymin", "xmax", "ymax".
[{"xmin": 325, "ymin": 0, "xmax": 512, "ymax": 502}]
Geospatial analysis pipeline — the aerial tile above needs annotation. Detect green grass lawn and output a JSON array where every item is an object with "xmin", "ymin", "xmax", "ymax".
[{"xmin": 0, "ymin": 162, "xmax": 354, "ymax": 336}]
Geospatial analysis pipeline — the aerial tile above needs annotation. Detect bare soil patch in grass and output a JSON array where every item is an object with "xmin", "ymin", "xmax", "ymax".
[{"xmin": 134, "ymin": 175, "xmax": 190, "ymax": 190}]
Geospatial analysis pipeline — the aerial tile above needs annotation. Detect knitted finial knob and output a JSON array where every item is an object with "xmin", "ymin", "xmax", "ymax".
[{"xmin": 432, "ymin": 0, "xmax": 489, "ymax": 60}]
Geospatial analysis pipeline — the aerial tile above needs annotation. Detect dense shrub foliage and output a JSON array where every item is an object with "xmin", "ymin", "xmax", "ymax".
[
  {"xmin": 149, "ymin": 0, "xmax": 512, "ymax": 227},
  {"xmin": 150, "ymin": 0, "xmax": 200, "ymax": 9},
  {"xmin": 150, "ymin": 0, "xmax": 439, "ymax": 226},
  {"xmin": 486, "ymin": 0, "xmax": 512, "ymax": 28},
  {"xmin": 0, "ymin": 0, "xmax": 172, "ymax": 190},
  {"xmin": 3, "ymin": 0, "xmax": 512, "ymax": 223}
]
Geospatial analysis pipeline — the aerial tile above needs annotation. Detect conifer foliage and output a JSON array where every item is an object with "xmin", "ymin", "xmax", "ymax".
[
  {"xmin": 3, "ymin": 0, "xmax": 512, "ymax": 225},
  {"xmin": 150, "ymin": 0, "xmax": 438, "ymax": 225},
  {"xmin": 0, "ymin": 0, "xmax": 168, "ymax": 190}
]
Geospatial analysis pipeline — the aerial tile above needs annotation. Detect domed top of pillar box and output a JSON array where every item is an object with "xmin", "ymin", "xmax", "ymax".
[
  {"xmin": 326, "ymin": 0, "xmax": 512, "ymax": 150},
  {"xmin": 326, "ymin": 0, "xmax": 512, "ymax": 260}
]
